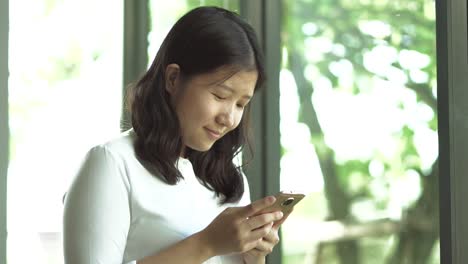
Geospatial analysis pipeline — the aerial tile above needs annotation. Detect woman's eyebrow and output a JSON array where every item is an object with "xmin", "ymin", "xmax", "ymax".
[{"xmin": 218, "ymin": 84, "xmax": 252, "ymax": 99}]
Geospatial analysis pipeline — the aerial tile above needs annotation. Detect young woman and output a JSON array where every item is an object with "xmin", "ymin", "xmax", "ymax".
[{"xmin": 63, "ymin": 6, "xmax": 288, "ymax": 264}]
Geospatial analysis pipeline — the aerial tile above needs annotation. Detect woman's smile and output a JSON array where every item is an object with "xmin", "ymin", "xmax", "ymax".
[{"xmin": 205, "ymin": 127, "xmax": 223, "ymax": 140}]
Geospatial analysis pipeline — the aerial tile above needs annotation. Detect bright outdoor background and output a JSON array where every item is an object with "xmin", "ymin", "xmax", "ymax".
[
  {"xmin": 7, "ymin": 0, "xmax": 438, "ymax": 263},
  {"xmin": 278, "ymin": 0, "xmax": 439, "ymax": 263},
  {"xmin": 8, "ymin": 0, "xmax": 123, "ymax": 263}
]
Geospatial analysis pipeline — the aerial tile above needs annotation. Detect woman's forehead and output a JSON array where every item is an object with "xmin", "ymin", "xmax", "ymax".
[
  {"xmin": 191, "ymin": 68, "xmax": 258, "ymax": 90},
  {"xmin": 221, "ymin": 71, "xmax": 257, "ymax": 94}
]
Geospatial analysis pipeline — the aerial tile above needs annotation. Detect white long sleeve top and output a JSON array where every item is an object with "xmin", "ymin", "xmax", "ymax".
[{"xmin": 63, "ymin": 129, "xmax": 251, "ymax": 264}]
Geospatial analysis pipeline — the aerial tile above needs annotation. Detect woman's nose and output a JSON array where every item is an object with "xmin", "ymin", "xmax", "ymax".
[{"xmin": 216, "ymin": 107, "xmax": 235, "ymax": 128}]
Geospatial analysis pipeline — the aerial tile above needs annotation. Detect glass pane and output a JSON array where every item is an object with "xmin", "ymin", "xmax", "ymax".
[
  {"xmin": 8, "ymin": 1, "xmax": 123, "ymax": 263},
  {"xmin": 148, "ymin": 0, "xmax": 240, "ymax": 65},
  {"xmin": 279, "ymin": 0, "xmax": 438, "ymax": 263}
]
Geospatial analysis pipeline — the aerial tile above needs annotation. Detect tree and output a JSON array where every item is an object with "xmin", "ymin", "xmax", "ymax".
[{"xmin": 281, "ymin": 0, "xmax": 438, "ymax": 263}]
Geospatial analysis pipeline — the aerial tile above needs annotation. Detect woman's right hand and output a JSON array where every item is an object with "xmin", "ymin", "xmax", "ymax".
[{"xmin": 197, "ymin": 196, "xmax": 284, "ymax": 257}]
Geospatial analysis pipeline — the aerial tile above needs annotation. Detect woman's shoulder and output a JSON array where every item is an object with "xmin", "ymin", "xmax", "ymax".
[
  {"xmin": 88, "ymin": 128, "xmax": 137, "ymax": 161},
  {"xmin": 102, "ymin": 128, "xmax": 135, "ymax": 149}
]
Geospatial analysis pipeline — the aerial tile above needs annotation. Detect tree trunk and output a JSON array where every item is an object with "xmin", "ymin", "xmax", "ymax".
[
  {"xmin": 289, "ymin": 50, "xmax": 360, "ymax": 264},
  {"xmin": 386, "ymin": 161, "xmax": 439, "ymax": 264}
]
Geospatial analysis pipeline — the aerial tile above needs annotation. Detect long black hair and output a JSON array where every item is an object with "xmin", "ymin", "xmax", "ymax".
[{"xmin": 126, "ymin": 6, "xmax": 265, "ymax": 204}]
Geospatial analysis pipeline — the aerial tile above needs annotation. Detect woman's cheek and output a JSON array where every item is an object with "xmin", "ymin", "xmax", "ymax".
[{"xmin": 234, "ymin": 112, "xmax": 243, "ymax": 128}]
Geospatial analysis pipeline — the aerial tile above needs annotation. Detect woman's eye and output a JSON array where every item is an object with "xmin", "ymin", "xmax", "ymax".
[
  {"xmin": 236, "ymin": 103, "xmax": 245, "ymax": 109},
  {"xmin": 213, "ymin": 94, "xmax": 225, "ymax": 100}
]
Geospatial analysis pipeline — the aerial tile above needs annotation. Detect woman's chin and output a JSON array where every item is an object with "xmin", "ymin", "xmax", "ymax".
[{"xmin": 187, "ymin": 142, "xmax": 215, "ymax": 152}]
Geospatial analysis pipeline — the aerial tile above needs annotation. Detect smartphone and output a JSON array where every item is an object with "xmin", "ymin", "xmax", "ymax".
[{"xmin": 258, "ymin": 191, "xmax": 306, "ymax": 216}]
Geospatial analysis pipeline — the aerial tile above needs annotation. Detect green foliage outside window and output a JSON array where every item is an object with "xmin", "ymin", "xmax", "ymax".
[{"xmin": 280, "ymin": 0, "xmax": 438, "ymax": 263}]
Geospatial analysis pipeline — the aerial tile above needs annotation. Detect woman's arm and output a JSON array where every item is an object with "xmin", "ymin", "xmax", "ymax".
[
  {"xmin": 65, "ymin": 146, "xmax": 215, "ymax": 264},
  {"xmin": 63, "ymin": 146, "xmax": 132, "ymax": 264},
  {"xmin": 137, "ymin": 231, "xmax": 214, "ymax": 264},
  {"xmin": 138, "ymin": 197, "xmax": 284, "ymax": 264},
  {"xmin": 64, "ymin": 146, "xmax": 282, "ymax": 263}
]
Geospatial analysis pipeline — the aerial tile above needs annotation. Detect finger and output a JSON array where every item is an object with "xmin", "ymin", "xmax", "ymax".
[
  {"xmin": 248, "ymin": 222, "xmax": 274, "ymax": 241},
  {"xmin": 262, "ymin": 228, "xmax": 280, "ymax": 244},
  {"xmin": 245, "ymin": 248, "xmax": 263, "ymax": 256},
  {"xmin": 253, "ymin": 239, "xmax": 274, "ymax": 254},
  {"xmin": 273, "ymin": 209, "xmax": 293, "ymax": 229},
  {"xmin": 241, "ymin": 239, "xmax": 261, "ymax": 253},
  {"xmin": 239, "ymin": 196, "xmax": 276, "ymax": 218},
  {"xmin": 246, "ymin": 211, "xmax": 283, "ymax": 230}
]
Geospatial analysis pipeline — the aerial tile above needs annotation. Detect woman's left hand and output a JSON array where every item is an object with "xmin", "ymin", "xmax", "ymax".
[{"xmin": 242, "ymin": 211, "xmax": 291, "ymax": 264}]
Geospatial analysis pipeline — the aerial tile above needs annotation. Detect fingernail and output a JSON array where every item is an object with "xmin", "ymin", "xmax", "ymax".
[
  {"xmin": 267, "ymin": 196, "xmax": 276, "ymax": 203},
  {"xmin": 277, "ymin": 212, "xmax": 284, "ymax": 218}
]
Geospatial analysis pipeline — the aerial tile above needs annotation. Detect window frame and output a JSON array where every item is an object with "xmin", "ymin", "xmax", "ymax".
[
  {"xmin": 1, "ymin": 0, "xmax": 8, "ymax": 262},
  {"xmin": 239, "ymin": 0, "xmax": 282, "ymax": 263},
  {"xmin": 437, "ymin": 0, "xmax": 468, "ymax": 263},
  {"xmin": 1, "ymin": 0, "xmax": 467, "ymax": 263},
  {"xmin": 122, "ymin": 0, "xmax": 149, "ymax": 132}
]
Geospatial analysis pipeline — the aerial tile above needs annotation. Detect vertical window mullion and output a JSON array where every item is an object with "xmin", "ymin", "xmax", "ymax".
[
  {"xmin": 240, "ymin": 0, "xmax": 267, "ymax": 202},
  {"xmin": 240, "ymin": 0, "xmax": 282, "ymax": 263},
  {"xmin": 122, "ymin": 0, "xmax": 150, "ymax": 132},
  {"xmin": 0, "ymin": 0, "xmax": 9, "ymax": 262},
  {"xmin": 437, "ymin": 0, "xmax": 468, "ymax": 262}
]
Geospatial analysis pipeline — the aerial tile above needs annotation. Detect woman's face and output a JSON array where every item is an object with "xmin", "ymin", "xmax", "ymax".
[{"xmin": 165, "ymin": 65, "xmax": 257, "ymax": 154}]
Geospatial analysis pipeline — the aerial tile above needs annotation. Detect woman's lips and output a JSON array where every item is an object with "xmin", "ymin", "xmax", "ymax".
[{"xmin": 205, "ymin": 128, "xmax": 222, "ymax": 139}]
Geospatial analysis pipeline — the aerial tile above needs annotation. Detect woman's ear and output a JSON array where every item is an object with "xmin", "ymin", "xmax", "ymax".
[{"xmin": 165, "ymin": 64, "xmax": 181, "ymax": 94}]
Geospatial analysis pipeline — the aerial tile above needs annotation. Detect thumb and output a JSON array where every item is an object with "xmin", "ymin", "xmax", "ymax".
[{"xmin": 273, "ymin": 209, "xmax": 293, "ymax": 229}]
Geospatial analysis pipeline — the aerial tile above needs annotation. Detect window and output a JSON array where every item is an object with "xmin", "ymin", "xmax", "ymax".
[
  {"xmin": 148, "ymin": 0, "xmax": 240, "ymax": 64},
  {"xmin": 5, "ymin": 1, "xmax": 463, "ymax": 263},
  {"xmin": 7, "ymin": 1, "xmax": 240, "ymax": 263},
  {"xmin": 279, "ymin": 0, "xmax": 439, "ymax": 263},
  {"xmin": 8, "ymin": 1, "xmax": 123, "ymax": 263}
]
